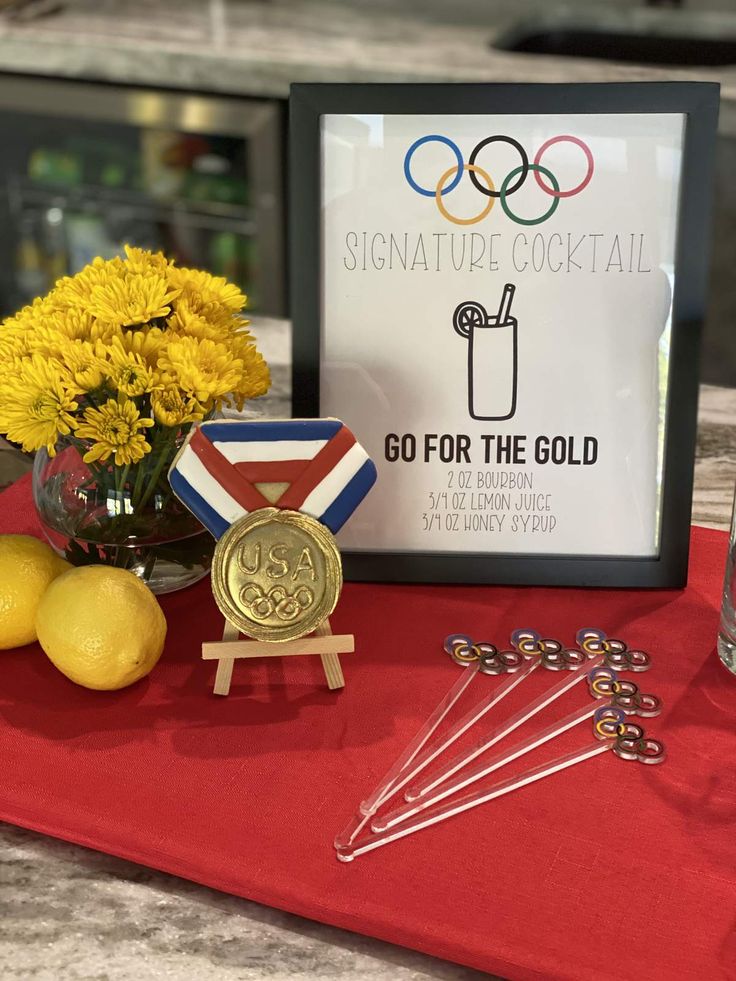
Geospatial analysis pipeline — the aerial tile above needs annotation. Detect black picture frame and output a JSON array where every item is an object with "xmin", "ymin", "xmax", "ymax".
[{"xmin": 290, "ymin": 81, "xmax": 720, "ymax": 588}]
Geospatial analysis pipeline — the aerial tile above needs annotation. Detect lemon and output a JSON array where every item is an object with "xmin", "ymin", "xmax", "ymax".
[
  {"xmin": 0, "ymin": 535, "xmax": 71, "ymax": 649},
  {"xmin": 36, "ymin": 566, "xmax": 167, "ymax": 690}
]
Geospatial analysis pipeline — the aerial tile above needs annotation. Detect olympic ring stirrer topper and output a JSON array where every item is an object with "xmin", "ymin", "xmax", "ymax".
[{"xmin": 168, "ymin": 418, "xmax": 377, "ymax": 695}]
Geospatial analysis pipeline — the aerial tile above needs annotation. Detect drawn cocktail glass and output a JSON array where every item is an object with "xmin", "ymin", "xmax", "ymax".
[{"xmin": 453, "ymin": 284, "xmax": 517, "ymax": 421}]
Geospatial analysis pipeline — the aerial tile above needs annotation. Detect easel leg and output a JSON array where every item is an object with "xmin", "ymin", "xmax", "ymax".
[
  {"xmin": 213, "ymin": 620, "xmax": 239, "ymax": 696},
  {"xmin": 316, "ymin": 619, "xmax": 345, "ymax": 690}
]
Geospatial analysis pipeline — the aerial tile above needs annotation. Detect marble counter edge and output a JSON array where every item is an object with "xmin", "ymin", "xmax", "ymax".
[{"xmin": 0, "ymin": 5, "xmax": 732, "ymax": 107}]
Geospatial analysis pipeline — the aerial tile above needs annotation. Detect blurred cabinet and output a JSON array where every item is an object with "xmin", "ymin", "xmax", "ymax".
[{"xmin": 0, "ymin": 75, "xmax": 285, "ymax": 316}]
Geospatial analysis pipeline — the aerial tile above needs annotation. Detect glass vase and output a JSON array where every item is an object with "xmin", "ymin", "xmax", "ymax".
[{"xmin": 32, "ymin": 437, "xmax": 214, "ymax": 594}]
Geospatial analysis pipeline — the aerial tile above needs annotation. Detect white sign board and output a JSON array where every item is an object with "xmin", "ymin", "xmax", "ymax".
[{"xmin": 320, "ymin": 112, "xmax": 683, "ymax": 559}]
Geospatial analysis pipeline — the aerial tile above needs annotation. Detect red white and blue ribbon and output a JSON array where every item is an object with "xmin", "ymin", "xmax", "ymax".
[{"xmin": 168, "ymin": 419, "xmax": 377, "ymax": 539}]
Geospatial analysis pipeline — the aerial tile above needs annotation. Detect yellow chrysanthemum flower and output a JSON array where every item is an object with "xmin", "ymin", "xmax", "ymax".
[
  {"xmin": 0, "ymin": 322, "xmax": 31, "ymax": 366},
  {"xmin": 0, "ymin": 335, "xmax": 20, "ymax": 369},
  {"xmin": 0, "ymin": 356, "xmax": 78, "ymax": 455},
  {"xmin": 13, "ymin": 294, "xmax": 60, "ymax": 325},
  {"xmin": 57, "ymin": 339, "xmax": 106, "ymax": 392},
  {"xmin": 0, "ymin": 296, "xmax": 59, "ymax": 359},
  {"xmin": 101, "ymin": 337, "xmax": 158, "ymax": 397},
  {"xmin": 75, "ymin": 397, "xmax": 154, "ymax": 466},
  {"xmin": 117, "ymin": 326, "xmax": 167, "ymax": 366},
  {"xmin": 166, "ymin": 304, "xmax": 232, "ymax": 343},
  {"xmin": 166, "ymin": 265, "xmax": 246, "ymax": 315},
  {"xmin": 0, "ymin": 245, "xmax": 269, "ymax": 472},
  {"xmin": 54, "ymin": 256, "xmax": 125, "ymax": 308},
  {"xmin": 151, "ymin": 387, "xmax": 205, "ymax": 428},
  {"xmin": 29, "ymin": 318, "xmax": 94, "ymax": 362},
  {"xmin": 0, "ymin": 347, "xmax": 25, "ymax": 382},
  {"xmin": 42, "ymin": 306, "xmax": 96, "ymax": 344},
  {"xmin": 171, "ymin": 295, "xmax": 237, "ymax": 333},
  {"xmin": 158, "ymin": 336, "xmax": 243, "ymax": 404},
  {"xmin": 229, "ymin": 331, "xmax": 271, "ymax": 409},
  {"xmin": 123, "ymin": 244, "xmax": 170, "ymax": 274},
  {"xmin": 87, "ymin": 272, "xmax": 180, "ymax": 328}
]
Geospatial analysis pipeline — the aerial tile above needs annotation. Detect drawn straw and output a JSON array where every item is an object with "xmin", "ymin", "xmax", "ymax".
[{"xmin": 496, "ymin": 283, "xmax": 515, "ymax": 325}]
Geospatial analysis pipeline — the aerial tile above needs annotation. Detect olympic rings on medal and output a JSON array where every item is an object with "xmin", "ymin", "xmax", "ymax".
[
  {"xmin": 404, "ymin": 133, "xmax": 593, "ymax": 225},
  {"xmin": 576, "ymin": 628, "xmax": 651, "ymax": 673},
  {"xmin": 238, "ymin": 582, "xmax": 315, "ymax": 622},
  {"xmin": 443, "ymin": 634, "xmax": 525, "ymax": 674}
]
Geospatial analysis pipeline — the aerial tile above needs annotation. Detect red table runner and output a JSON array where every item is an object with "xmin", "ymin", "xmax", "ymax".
[{"xmin": 1, "ymin": 474, "xmax": 735, "ymax": 980}]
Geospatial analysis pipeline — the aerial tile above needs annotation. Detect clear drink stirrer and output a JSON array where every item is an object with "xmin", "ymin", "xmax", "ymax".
[
  {"xmin": 402, "ymin": 658, "xmax": 609, "ymax": 803},
  {"xmin": 334, "ymin": 634, "xmax": 530, "ymax": 849},
  {"xmin": 376, "ymin": 638, "xmax": 601, "ymax": 814},
  {"xmin": 337, "ymin": 628, "xmax": 650, "ymax": 849},
  {"xmin": 401, "ymin": 629, "xmax": 652, "ymax": 805},
  {"xmin": 373, "ymin": 671, "xmax": 662, "ymax": 832},
  {"xmin": 336, "ymin": 631, "xmax": 590, "ymax": 849},
  {"xmin": 336, "ymin": 711, "xmax": 666, "ymax": 863}
]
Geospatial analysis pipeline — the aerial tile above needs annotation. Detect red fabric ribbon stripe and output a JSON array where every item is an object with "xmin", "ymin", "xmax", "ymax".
[
  {"xmin": 233, "ymin": 460, "xmax": 308, "ymax": 484},
  {"xmin": 189, "ymin": 427, "xmax": 272, "ymax": 512},
  {"xmin": 276, "ymin": 425, "xmax": 356, "ymax": 511}
]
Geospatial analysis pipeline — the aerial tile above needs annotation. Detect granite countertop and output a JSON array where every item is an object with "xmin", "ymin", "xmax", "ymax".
[
  {"xmin": 0, "ymin": 0, "xmax": 733, "ymax": 130},
  {"xmin": 2, "ymin": 316, "xmax": 736, "ymax": 979}
]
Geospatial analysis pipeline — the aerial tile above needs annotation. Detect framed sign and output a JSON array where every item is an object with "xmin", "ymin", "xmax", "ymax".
[{"xmin": 290, "ymin": 82, "xmax": 719, "ymax": 587}]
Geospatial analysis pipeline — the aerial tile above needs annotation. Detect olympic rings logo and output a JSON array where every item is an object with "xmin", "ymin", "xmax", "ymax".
[
  {"xmin": 587, "ymin": 667, "xmax": 662, "ymax": 719},
  {"xmin": 403, "ymin": 134, "xmax": 594, "ymax": 227},
  {"xmin": 510, "ymin": 628, "xmax": 587, "ymax": 671},
  {"xmin": 443, "ymin": 633, "xmax": 526, "ymax": 675},
  {"xmin": 576, "ymin": 627, "xmax": 651, "ymax": 673},
  {"xmin": 592, "ymin": 708, "xmax": 666, "ymax": 764},
  {"xmin": 239, "ymin": 582, "xmax": 314, "ymax": 622}
]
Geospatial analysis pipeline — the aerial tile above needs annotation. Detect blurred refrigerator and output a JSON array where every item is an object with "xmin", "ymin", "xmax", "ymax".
[{"xmin": 0, "ymin": 74, "xmax": 285, "ymax": 315}]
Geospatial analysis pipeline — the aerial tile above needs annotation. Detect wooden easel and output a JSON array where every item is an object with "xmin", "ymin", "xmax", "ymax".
[{"xmin": 202, "ymin": 618, "xmax": 355, "ymax": 696}]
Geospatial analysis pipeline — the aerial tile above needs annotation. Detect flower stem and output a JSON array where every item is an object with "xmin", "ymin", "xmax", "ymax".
[
  {"xmin": 137, "ymin": 429, "xmax": 177, "ymax": 512},
  {"xmin": 131, "ymin": 460, "xmax": 147, "ymax": 509},
  {"xmin": 84, "ymin": 390, "xmax": 103, "ymax": 411},
  {"xmin": 116, "ymin": 462, "xmax": 131, "ymax": 497}
]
